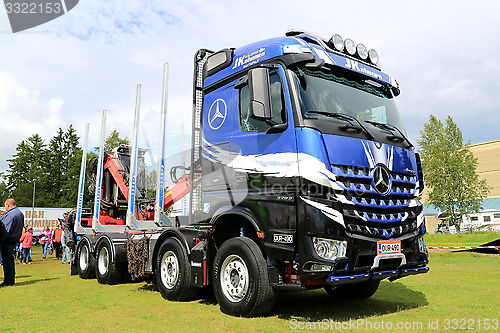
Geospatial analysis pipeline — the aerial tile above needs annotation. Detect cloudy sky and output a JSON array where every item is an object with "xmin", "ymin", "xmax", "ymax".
[{"xmin": 1, "ymin": 0, "xmax": 499, "ymax": 174}]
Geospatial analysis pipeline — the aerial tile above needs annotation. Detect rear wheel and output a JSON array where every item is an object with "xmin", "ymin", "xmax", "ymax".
[
  {"xmin": 76, "ymin": 240, "xmax": 95, "ymax": 279},
  {"xmin": 213, "ymin": 237, "xmax": 276, "ymax": 317},
  {"xmin": 325, "ymin": 280, "xmax": 380, "ymax": 299},
  {"xmin": 95, "ymin": 240, "xmax": 124, "ymax": 285},
  {"xmin": 155, "ymin": 238, "xmax": 199, "ymax": 301}
]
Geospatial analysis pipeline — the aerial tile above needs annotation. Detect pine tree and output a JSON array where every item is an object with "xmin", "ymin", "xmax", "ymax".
[
  {"xmin": 59, "ymin": 125, "xmax": 81, "ymax": 207},
  {"xmin": 417, "ymin": 115, "xmax": 489, "ymax": 230},
  {"xmin": 0, "ymin": 178, "xmax": 10, "ymax": 204},
  {"xmin": 94, "ymin": 130, "xmax": 130, "ymax": 152},
  {"xmin": 6, "ymin": 134, "xmax": 46, "ymax": 206}
]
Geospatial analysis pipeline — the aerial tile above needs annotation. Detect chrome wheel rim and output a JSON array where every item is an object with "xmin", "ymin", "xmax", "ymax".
[
  {"xmin": 98, "ymin": 246, "xmax": 109, "ymax": 276},
  {"xmin": 220, "ymin": 254, "xmax": 249, "ymax": 303},
  {"xmin": 79, "ymin": 244, "xmax": 88, "ymax": 271},
  {"xmin": 160, "ymin": 251, "xmax": 179, "ymax": 289}
]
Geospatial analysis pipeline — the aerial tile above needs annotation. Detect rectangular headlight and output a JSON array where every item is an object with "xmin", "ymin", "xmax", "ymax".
[{"xmin": 312, "ymin": 237, "xmax": 347, "ymax": 261}]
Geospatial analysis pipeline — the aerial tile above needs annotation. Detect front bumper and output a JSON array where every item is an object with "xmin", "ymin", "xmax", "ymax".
[{"xmin": 327, "ymin": 266, "xmax": 429, "ymax": 285}]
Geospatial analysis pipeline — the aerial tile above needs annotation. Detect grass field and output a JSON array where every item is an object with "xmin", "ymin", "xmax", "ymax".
[
  {"xmin": 425, "ymin": 231, "xmax": 500, "ymax": 245},
  {"xmin": 1, "ymin": 234, "xmax": 499, "ymax": 332}
]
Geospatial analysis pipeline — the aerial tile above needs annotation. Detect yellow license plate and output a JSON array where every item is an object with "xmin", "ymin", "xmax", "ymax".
[{"xmin": 377, "ymin": 240, "xmax": 401, "ymax": 255}]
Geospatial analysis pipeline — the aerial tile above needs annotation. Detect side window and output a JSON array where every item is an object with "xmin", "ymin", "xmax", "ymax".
[
  {"xmin": 483, "ymin": 215, "xmax": 491, "ymax": 222},
  {"xmin": 239, "ymin": 73, "xmax": 286, "ymax": 132}
]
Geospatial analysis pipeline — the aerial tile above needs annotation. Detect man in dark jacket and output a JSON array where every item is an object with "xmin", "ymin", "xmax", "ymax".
[{"xmin": 0, "ymin": 199, "xmax": 24, "ymax": 286}]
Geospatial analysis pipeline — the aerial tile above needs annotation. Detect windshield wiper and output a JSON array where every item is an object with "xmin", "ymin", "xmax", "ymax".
[
  {"xmin": 364, "ymin": 120, "xmax": 413, "ymax": 148},
  {"xmin": 307, "ymin": 111, "xmax": 375, "ymax": 141}
]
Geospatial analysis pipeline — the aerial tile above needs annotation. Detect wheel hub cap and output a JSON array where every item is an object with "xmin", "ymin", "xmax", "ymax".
[
  {"xmin": 161, "ymin": 251, "xmax": 179, "ymax": 289},
  {"xmin": 221, "ymin": 254, "xmax": 249, "ymax": 302}
]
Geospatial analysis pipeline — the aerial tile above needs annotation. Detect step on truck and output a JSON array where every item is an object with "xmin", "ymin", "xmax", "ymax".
[{"xmin": 71, "ymin": 30, "xmax": 429, "ymax": 317}]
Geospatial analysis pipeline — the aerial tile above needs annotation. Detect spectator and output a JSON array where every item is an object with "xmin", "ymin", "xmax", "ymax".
[
  {"xmin": 38, "ymin": 226, "xmax": 52, "ymax": 259},
  {"xmin": 61, "ymin": 229, "xmax": 71, "ymax": 264},
  {"xmin": 19, "ymin": 227, "xmax": 33, "ymax": 264},
  {"xmin": 53, "ymin": 224, "xmax": 63, "ymax": 260},
  {"xmin": 0, "ymin": 199, "xmax": 24, "ymax": 286}
]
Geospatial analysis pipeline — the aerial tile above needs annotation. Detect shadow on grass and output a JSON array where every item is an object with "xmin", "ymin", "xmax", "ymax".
[
  {"xmin": 138, "ymin": 283, "xmax": 158, "ymax": 292},
  {"xmin": 133, "ymin": 279, "xmax": 427, "ymax": 319},
  {"xmin": 197, "ymin": 287, "xmax": 217, "ymax": 305},
  {"xmin": 136, "ymin": 282, "xmax": 218, "ymax": 306},
  {"xmin": 14, "ymin": 277, "xmax": 59, "ymax": 286},
  {"xmin": 15, "ymin": 275, "xmax": 32, "ymax": 279},
  {"xmin": 273, "ymin": 281, "xmax": 428, "ymax": 321}
]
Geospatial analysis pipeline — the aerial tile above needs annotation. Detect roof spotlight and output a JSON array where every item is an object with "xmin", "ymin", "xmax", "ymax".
[
  {"xmin": 344, "ymin": 38, "xmax": 356, "ymax": 55},
  {"xmin": 356, "ymin": 43, "xmax": 368, "ymax": 60},
  {"xmin": 330, "ymin": 34, "xmax": 344, "ymax": 52},
  {"xmin": 368, "ymin": 49, "xmax": 379, "ymax": 65}
]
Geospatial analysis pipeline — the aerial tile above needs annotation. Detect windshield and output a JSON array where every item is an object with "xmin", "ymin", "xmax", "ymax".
[{"xmin": 292, "ymin": 68, "xmax": 407, "ymax": 140}]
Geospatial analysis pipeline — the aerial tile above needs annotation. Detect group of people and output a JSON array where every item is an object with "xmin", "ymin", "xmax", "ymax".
[
  {"xmin": 0, "ymin": 198, "xmax": 72, "ymax": 287},
  {"xmin": 37, "ymin": 224, "xmax": 71, "ymax": 263},
  {"xmin": 15, "ymin": 223, "xmax": 71, "ymax": 264}
]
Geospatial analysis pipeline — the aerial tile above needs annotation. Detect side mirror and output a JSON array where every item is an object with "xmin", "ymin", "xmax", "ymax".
[{"xmin": 248, "ymin": 68, "xmax": 272, "ymax": 120}]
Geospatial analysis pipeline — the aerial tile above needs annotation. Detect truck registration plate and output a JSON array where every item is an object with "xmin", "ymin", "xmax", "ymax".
[{"xmin": 377, "ymin": 240, "xmax": 401, "ymax": 255}]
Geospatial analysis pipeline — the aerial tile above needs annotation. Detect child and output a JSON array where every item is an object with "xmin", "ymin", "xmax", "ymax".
[
  {"xmin": 19, "ymin": 227, "xmax": 33, "ymax": 264},
  {"xmin": 38, "ymin": 226, "xmax": 52, "ymax": 259}
]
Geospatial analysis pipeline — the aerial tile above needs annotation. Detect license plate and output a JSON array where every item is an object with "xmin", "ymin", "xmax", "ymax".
[{"xmin": 377, "ymin": 240, "xmax": 401, "ymax": 255}]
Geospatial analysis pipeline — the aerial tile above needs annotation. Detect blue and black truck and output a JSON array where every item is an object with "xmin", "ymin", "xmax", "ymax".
[{"xmin": 73, "ymin": 30, "xmax": 429, "ymax": 317}]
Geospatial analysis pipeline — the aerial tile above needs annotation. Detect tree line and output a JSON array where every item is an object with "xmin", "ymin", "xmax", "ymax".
[{"xmin": 0, "ymin": 127, "xmax": 129, "ymax": 208}]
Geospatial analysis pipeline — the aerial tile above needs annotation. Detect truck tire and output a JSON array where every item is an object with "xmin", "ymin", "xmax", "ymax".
[
  {"xmin": 76, "ymin": 239, "xmax": 95, "ymax": 279},
  {"xmin": 95, "ymin": 240, "xmax": 124, "ymax": 285},
  {"xmin": 213, "ymin": 237, "xmax": 276, "ymax": 317},
  {"xmin": 325, "ymin": 280, "xmax": 380, "ymax": 299},
  {"xmin": 155, "ymin": 238, "xmax": 199, "ymax": 301}
]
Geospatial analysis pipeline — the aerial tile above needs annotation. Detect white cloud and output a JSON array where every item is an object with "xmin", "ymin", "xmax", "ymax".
[{"xmin": 0, "ymin": 72, "xmax": 66, "ymax": 172}]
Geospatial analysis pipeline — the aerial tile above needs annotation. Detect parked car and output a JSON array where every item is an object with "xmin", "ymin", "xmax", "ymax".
[{"xmin": 435, "ymin": 221, "xmax": 457, "ymax": 234}]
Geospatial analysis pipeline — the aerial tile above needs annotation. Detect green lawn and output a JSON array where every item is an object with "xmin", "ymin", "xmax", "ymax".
[
  {"xmin": 1, "ymin": 243, "xmax": 499, "ymax": 332},
  {"xmin": 425, "ymin": 231, "xmax": 500, "ymax": 245}
]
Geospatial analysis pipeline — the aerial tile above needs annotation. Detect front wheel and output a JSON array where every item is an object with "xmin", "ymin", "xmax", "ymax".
[
  {"xmin": 95, "ymin": 240, "xmax": 124, "ymax": 285},
  {"xmin": 76, "ymin": 239, "xmax": 95, "ymax": 279},
  {"xmin": 213, "ymin": 237, "xmax": 276, "ymax": 317},
  {"xmin": 155, "ymin": 238, "xmax": 199, "ymax": 301},
  {"xmin": 325, "ymin": 279, "xmax": 380, "ymax": 299}
]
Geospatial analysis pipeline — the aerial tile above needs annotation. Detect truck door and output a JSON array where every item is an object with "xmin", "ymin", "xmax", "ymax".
[
  {"xmin": 201, "ymin": 83, "xmax": 236, "ymax": 220},
  {"xmin": 230, "ymin": 66, "xmax": 298, "ymax": 240}
]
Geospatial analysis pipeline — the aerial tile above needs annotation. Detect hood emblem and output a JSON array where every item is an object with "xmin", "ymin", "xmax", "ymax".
[{"xmin": 373, "ymin": 165, "xmax": 391, "ymax": 195}]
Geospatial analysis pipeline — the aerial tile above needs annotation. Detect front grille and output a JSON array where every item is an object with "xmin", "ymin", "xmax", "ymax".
[
  {"xmin": 346, "ymin": 219, "xmax": 418, "ymax": 238},
  {"xmin": 331, "ymin": 164, "xmax": 420, "ymax": 238},
  {"xmin": 332, "ymin": 164, "xmax": 417, "ymax": 197}
]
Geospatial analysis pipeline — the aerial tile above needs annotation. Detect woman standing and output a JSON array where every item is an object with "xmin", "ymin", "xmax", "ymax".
[
  {"xmin": 19, "ymin": 227, "xmax": 33, "ymax": 264},
  {"xmin": 38, "ymin": 226, "xmax": 52, "ymax": 259}
]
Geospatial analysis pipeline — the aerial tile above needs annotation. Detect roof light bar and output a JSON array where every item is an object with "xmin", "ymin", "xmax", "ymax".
[{"xmin": 329, "ymin": 33, "xmax": 380, "ymax": 66}]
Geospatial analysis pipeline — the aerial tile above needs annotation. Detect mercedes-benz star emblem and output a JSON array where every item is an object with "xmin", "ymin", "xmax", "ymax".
[
  {"xmin": 373, "ymin": 165, "xmax": 391, "ymax": 195},
  {"xmin": 208, "ymin": 98, "xmax": 227, "ymax": 130}
]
